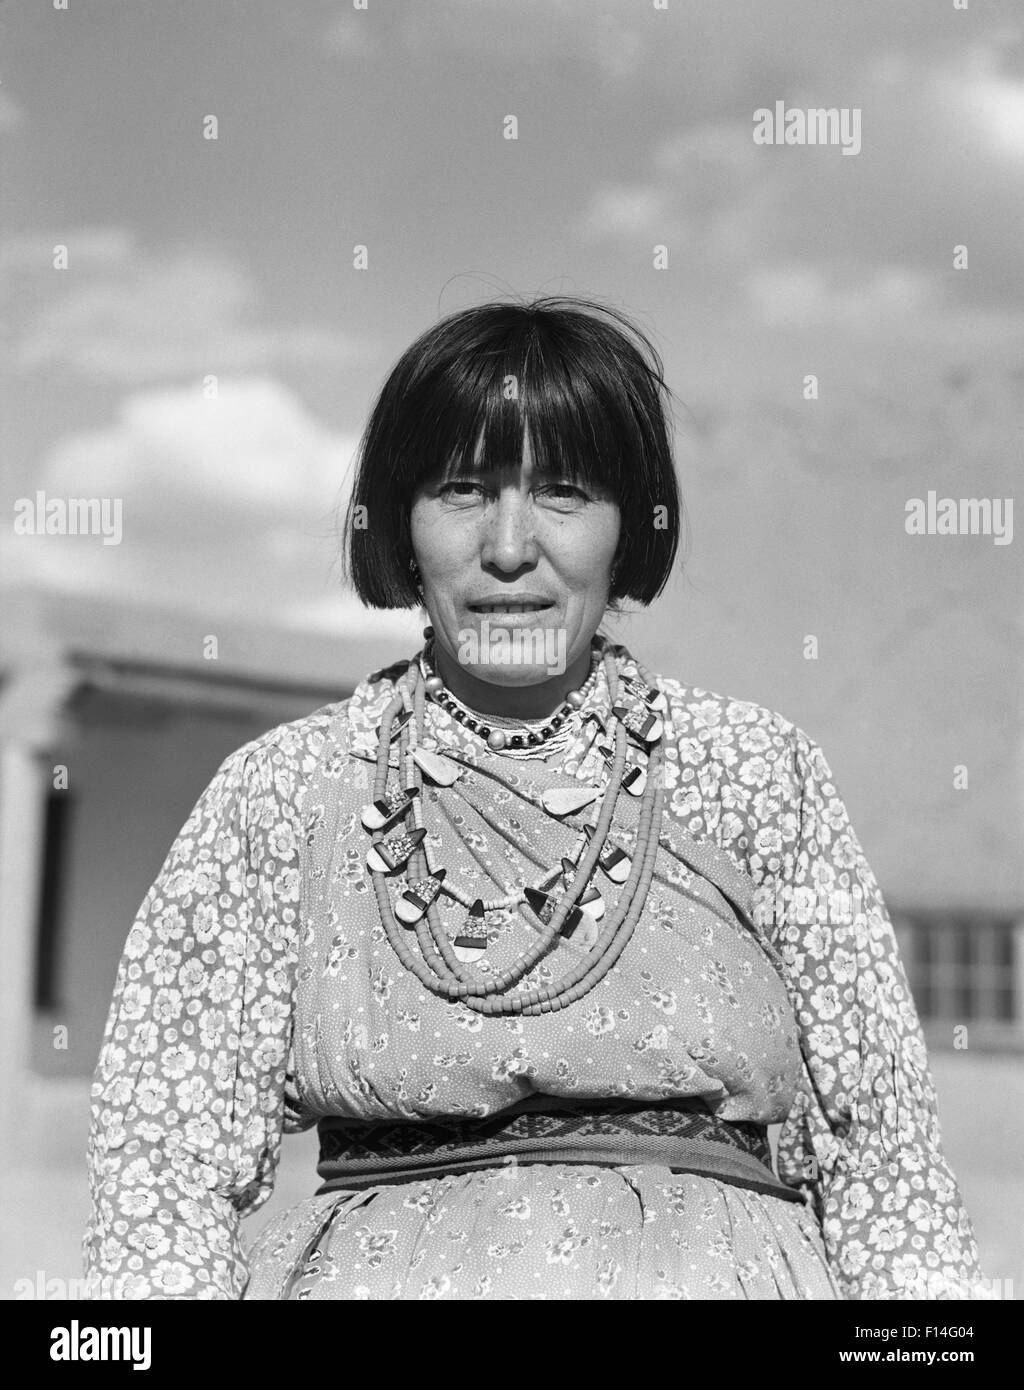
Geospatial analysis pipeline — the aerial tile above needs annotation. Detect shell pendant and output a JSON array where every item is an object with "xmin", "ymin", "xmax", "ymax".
[
  {"xmin": 395, "ymin": 868, "xmax": 447, "ymax": 925},
  {"xmin": 538, "ymin": 861, "xmax": 606, "ymax": 923},
  {"xmin": 540, "ymin": 785, "xmax": 600, "ymax": 817},
  {"xmin": 596, "ymin": 742, "xmax": 647, "ymax": 796},
  {"xmin": 361, "ymin": 786, "xmax": 419, "ymax": 831},
  {"xmin": 523, "ymin": 887, "xmax": 583, "ymax": 938},
  {"xmin": 452, "ymin": 899, "xmax": 488, "ymax": 962},
  {"xmin": 582, "ymin": 825, "xmax": 631, "ymax": 884},
  {"xmin": 563, "ymin": 912, "xmax": 600, "ymax": 949},
  {"xmin": 622, "ymin": 675, "xmax": 668, "ymax": 713},
  {"xmin": 412, "ymin": 747, "xmax": 462, "ymax": 786},
  {"xmin": 559, "ymin": 858, "xmax": 605, "ymax": 920},
  {"xmin": 611, "ymin": 704, "xmax": 664, "ymax": 743},
  {"xmin": 621, "ymin": 764, "xmax": 647, "ymax": 797},
  {"xmin": 366, "ymin": 826, "xmax": 426, "ymax": 874}
]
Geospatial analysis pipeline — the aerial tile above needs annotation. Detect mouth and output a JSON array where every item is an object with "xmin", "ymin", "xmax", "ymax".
[
  {"xmin": 468, "ymin": 603, "xmax": 553, "ymax": 616},
  {"xmin": 467, "ymin": 599, "xmax": 554, "ymax": 616}
]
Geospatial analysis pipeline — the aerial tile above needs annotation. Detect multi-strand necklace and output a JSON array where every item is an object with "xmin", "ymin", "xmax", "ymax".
[
  {"xmin": 418, "ymin": 634, "xmax": 603, "ymax": 760},
  {"xmin": 363, "ymin": 635, "xmax": 667, "ymax": 1015}
]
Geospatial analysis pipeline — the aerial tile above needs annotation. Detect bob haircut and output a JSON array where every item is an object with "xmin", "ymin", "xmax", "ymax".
[{"xmin": 344, "ymin": 295, "xmax": 683, "ymax": 609}]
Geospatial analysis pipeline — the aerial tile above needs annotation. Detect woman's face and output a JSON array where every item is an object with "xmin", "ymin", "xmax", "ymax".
[{"xmin": 409, "ymin": 432, "xmax": 620, "ymax": 710}]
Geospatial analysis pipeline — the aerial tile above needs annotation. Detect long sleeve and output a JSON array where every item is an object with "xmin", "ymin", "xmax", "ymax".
[
  {"xmin": 771, "ymin": 727, "xmax": 985, "ymax": 1300},
  {"xmin": 83, "ymin": 737, "xmax": 303, "ymax": 1299}
]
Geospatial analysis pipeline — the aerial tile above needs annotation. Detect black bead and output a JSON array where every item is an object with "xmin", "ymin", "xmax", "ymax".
[
  {"xmin": 510, "ymin": 735, "xmax": 524, "ymax": 748},
  {"xmin": 550, "ymin": 715, "xmax": 563, "ymax": 728},
  {"xmin": 527, "ymin": 732, "xmax": 543, "ymax": 745}
]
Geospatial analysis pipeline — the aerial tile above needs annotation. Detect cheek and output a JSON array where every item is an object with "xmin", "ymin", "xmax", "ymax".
[
  {"xmin": 410, "ymin": 504, "xmax": 458, "ymax": 576},
  {"xmin": 566, "ymin": 508, "xmax": 620, "ymax": 584}
]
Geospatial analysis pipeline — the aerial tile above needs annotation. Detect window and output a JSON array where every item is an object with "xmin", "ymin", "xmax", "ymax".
[{"xmin": 892, "ymin": 911, "xmax": 1023, "ymax": 1051}]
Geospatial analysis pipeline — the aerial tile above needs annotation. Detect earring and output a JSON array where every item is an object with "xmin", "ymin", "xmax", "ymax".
[{"xmin": 408, "ymin": 556, "xmax": 423, "ymax": 598}]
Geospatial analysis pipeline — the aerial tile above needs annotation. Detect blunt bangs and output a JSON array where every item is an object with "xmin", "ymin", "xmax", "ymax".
[{"xmin": 344, "ymin": 295, "xmax": 682, "ymax": 609}]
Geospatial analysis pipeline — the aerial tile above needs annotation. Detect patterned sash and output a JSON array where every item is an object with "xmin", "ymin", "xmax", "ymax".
[{"xmin": 315, "ymin": 1096, "xmax": 804, "ymax": 1204}]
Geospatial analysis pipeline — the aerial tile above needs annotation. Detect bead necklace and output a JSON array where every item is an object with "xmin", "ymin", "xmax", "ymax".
[
  {"xmin": 419, "ymin": 631, "xmax": 601, "ymax": 753},
  {"xmin": 364, "ymin": 640, "xmax": 667, "ymax": 1015},
  {"xmin": 428, "ymin": 691, "xmax": 582, "ymax": 762}
]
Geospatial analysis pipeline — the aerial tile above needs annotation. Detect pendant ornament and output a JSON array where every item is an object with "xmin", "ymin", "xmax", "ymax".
[{"xmin": 360, "ymin": 637, "xmax": 667, "ymax": 1015}]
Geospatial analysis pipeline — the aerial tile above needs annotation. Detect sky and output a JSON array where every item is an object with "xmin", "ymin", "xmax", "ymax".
[
  {"xmin": 4, "ymin": 4, "xmax": 1023, "ymax": 1289},
  {"xmin": 1, "ymin": 1, "xmax": 1022, "ymax": 896}
]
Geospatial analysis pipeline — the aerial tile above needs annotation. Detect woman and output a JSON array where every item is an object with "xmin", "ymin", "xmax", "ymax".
[{"xmin": 84, "ymin": 296, "xmax": 983, "ymax": 1300}]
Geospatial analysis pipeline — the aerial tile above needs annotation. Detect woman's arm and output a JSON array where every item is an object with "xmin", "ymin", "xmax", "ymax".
[
  {"xmin": 770, "ymin": 727, "xmax": 984, "ymax": 1300},
  {"xmin": 83, "ymin": 737, "xmax": 303, "ymax": 1299}
]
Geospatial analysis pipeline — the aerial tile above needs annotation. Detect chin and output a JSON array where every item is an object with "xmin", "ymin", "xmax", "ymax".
[
  {"xmin": 476, "ymin": 663, "xmax": 556, "ymax": 687},
  {"xmin": 445, "ymin": 618, "xmax": 573, "ymax": 681}
]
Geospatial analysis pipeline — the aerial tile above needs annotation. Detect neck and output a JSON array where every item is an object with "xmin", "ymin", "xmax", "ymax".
[{"xmin": 432, "ymin": 642, "xmax": 596, "ymax": 720}]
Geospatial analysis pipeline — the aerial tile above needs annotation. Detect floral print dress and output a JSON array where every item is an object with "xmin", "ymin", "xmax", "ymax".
[{"xmin": 83, "ymin": 640, "xmax": 983, "ymax": 1300}]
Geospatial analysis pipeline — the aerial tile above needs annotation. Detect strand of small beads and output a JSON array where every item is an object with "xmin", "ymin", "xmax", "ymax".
[
  {"xmin": 368, "ymin": 647, "xmax": 630, "ymax": 998},
  {"xmin": 366, "ymin": 643, "xmax": 667, "ymax": 1014},
  {"xmin": 401, "ymin": 662, "xmax": 591, "ymax": 914},
  {"xmin": 517, "ymin": 740, "xmax": 665, "ymax": 1015},
  {"xmin": 370, "ymin": 647, "xmax": 666, "ymax": 1014},
  {"xmin": 407, "ymin": 633, "xmax": 599, "ymax": 908},
  {"xmin": 418, "ymin": 634, "xmax": 601, "ymax": 756}
]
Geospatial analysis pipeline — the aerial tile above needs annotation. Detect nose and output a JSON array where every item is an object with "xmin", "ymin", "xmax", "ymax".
[{"xmin": 479, "ymin": 489, "xmax": 539, "ymax": 574}]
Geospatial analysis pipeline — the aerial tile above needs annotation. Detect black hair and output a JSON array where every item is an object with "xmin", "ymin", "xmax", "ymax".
[{"xmin": 343, "ymin": 294, "xmax": 683, "ymax": 608}]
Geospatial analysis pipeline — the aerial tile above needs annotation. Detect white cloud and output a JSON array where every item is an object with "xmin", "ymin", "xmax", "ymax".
[
  {"xmin": 40, "ymin": 376, "xmax": 357, "ymax": 512},
  {"xmin": 577, "ymin": 183, "xmax": 676, "ymax": 241},
  {"xmin": 951, "ymin": 43, "xmax": 1024, "ymax": 160},
  {"xmin": 5, "ymin": 377, "xmax": 418, "ymax": 640},
  {"xmin": 589, "ymin": 12, "xmax": 646, "ymax": 83},
  {"xmin": 652, "ymin": 123, "xmax": 760, "ymax": 176},
  {"xmin": 9, "ymin": 245, "xmax": 370, "ymax": 385},
  {"xmin": 322, "ymin": 13, "xmax": 377, "ymax": 60},
  {"xmin": 576, "ymin": 120, "xmax": 769, "ymax": 249},
  {"xmin": 745, "ymin": 265, "xmax": 940, "ymax": 327},
  {"xmin": 0, "ymin": 86, "xmax": 27, "ymax": 133}
]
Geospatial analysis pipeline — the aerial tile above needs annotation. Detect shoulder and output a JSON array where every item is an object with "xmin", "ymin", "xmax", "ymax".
[
  {"xmin": 653, "ymin": 676, "xmax": 827, "ymax": 879},
  {"xmin": 221, "ymin": 701, "xmax": 349, "ymax": 777},
  {"xmin": 211, "ymin": 658, "xmax": 416, "ymax": 798},
  {"xmin": 657, "ymin": 675, "xmax": 811, "ymax": 755}
]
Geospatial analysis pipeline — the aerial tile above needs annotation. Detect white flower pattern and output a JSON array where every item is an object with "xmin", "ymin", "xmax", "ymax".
[{"xmin": 83, "ymin": 648, "xmax": 983, "ymax": 1300}]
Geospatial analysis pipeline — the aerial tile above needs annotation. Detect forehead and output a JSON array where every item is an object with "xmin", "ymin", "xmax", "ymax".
[{"xmin": 444, "ymin": 427, "xmax": 559, "ymax": 478}]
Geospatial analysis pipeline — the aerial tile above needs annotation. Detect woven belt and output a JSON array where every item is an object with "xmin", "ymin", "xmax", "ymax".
[{"xmin": 315, "ymin": 1096, "xmax": 804, "ymax": 1204}]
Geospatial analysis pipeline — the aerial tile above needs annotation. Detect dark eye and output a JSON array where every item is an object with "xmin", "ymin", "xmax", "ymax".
[
  {"xmin": 438, "ymin": 480, "xmax": 486, "ymax": 500},
  {"xmin": 537, "ymin": 482, "xmax": 589, "ymax": 502}
]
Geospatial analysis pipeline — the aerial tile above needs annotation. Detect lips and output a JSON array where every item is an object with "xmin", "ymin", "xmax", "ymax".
[
  {"xmin": 470, "ymin": 603, "xmax": 552, "ymax": 615},
  {"xmin": 467, "ymin": 594, "xmax": 554, "ymax": 615}
]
